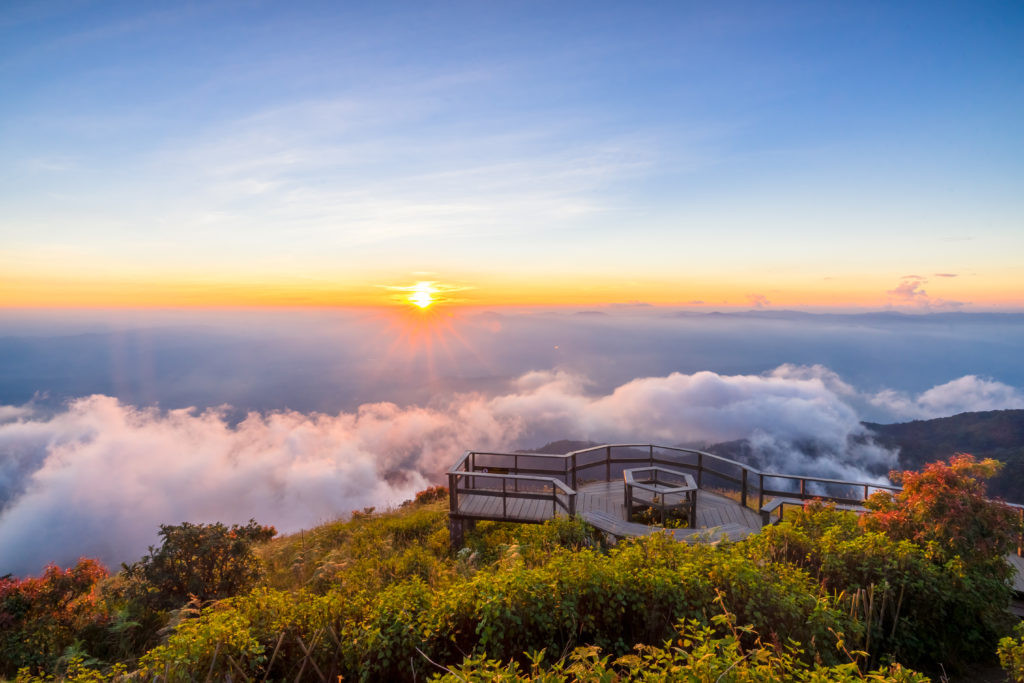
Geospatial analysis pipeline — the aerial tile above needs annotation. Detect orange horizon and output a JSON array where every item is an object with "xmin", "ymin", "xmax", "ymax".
[{"xmin": 2, "ymin": 271, "xmax": 1022, "ymax": 311}]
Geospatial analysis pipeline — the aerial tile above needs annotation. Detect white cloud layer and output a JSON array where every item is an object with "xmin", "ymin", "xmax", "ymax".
[{"xmin": 0, "ymin": 366, "xmax": 1022, "ymax": 574}]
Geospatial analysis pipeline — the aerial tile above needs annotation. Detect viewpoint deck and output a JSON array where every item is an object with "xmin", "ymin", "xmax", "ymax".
[{"xmin": 446, "ymin": 443, "xmax": 900, "ymax": 547}]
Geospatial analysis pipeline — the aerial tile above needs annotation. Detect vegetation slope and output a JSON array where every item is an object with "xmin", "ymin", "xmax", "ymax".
[{"xmin": 1, "ymin": 459, "xmax": 1023, "ymax": 682}]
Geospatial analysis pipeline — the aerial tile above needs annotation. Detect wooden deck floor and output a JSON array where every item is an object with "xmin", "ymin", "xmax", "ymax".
[
  {"xmin": 455, "ymin": 492, "xmax": 564, "ymax": 522},
  {"xmin": 453, "ymin": 479, "xmax": 762, "ymax": 538}
]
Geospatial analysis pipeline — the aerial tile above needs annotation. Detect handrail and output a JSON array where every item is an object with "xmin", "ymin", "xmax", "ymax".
[
  {"xmin": 451, "ymin": 471, "xmax": 575, "ymax": 495},
  {"xmin": 562, "ymin": 443, "xmax": 902, "ymax": 491}
]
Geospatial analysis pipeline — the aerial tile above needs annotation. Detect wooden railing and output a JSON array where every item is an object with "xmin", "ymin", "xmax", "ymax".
[{"xmin": 446, "ymin": 469, "xmax": 576, "ymax": 519}]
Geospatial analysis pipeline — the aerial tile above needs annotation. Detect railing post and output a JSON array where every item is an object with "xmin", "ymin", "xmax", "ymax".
[
  {"xmin": 571, "ymin": 452, "xmax": 577, "ymax": 489},
  {"xmin": 514, "ymin": 453, "xmax": 519, "ymax": 492},
  {"xmin": 605, "ymin": 446, "xmax": 611, "ymax": 482},
  {"xmin": 799, "ymin": 478, "xmax": 806, "ymax": 500},
  {"xmin": 502, "ymin": 478, "xmax": 507, "ymax": 518},
  {"xmin": 697, "ymin": 452, "xmax": 703, "ymax": 488},
  {"xmin": 649, "ymin": 444, "xmax": 653, "ymax": 467},
  {"xmin": 864, "ymin": 484, "xmax": 869, "ymax": 501},
  {"xmin": 741, "ymin": 468, "xmax": 748, "ymax": 508},
  {"xmin": 758, "ymin": 473, "xmax": 764, "ymax": 510},
  {"xmin": 569, "ymin": 492, "xmax": 576, "ymax": 516}
]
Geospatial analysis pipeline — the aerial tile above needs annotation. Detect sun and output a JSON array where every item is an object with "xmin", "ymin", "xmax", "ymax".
[{"xmin": 408, "ymin": 281, "xmax": 437, "ymax": 309}]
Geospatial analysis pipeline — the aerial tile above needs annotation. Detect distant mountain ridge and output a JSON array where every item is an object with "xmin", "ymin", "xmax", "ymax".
[
  {"xmin": 669, "ymin": 309, "xmax": 1024, "ymax": 325},
  {"xmin": 866, "ymin": 409, "xmax": 1024, "ymax": 502}
]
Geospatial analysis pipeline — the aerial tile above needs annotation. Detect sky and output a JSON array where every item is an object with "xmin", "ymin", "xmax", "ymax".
[
  {"xmin": 2, "ymin": 2, "xmax": 1024, "ymax": 573},
  {"xmin": 2, "ymin": 1, "xmax": 1023, "ymax": 309}
]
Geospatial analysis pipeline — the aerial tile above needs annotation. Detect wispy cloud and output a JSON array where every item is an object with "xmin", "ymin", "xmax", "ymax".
[
  {"xmin": 886, "ymin": 276, "xmax": 964, "ymax": 312},
  {"xmin": 145, "ymin": 82, "xmax": 654, "ymax": 256},
  {"xmin": 747, "ymin": 294, "xmax": 770, "ymax": 308}
]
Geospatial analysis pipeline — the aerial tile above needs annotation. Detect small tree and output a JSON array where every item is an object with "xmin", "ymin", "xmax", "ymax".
[
  {"xmin": 123, "ymin": 520, "xmax": 275, "ymax": 610},
  {"xmin": 861, "ymin": 453, "xmax": 1020, "ymax": 573}
]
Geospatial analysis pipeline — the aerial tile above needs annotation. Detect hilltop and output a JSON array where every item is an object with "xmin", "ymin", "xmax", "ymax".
[{"xmin": 3, "ymin": 456, "xmax": 1023, "ymax": 681}]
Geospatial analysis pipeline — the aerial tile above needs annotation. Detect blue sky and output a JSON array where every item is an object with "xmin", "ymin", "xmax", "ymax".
[{"xmin": 2, "ymin": 1, "xmax": 1023, "ymax": 307}]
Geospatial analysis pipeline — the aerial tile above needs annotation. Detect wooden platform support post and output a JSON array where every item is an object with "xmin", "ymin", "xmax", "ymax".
[
  {"xmin": 689, "ymin": 490, "xmax": 697, "ymax": 529},
  {"xmin": 740, "ymin": 468, "xmax": 748, "ymax": 508},
  {"xmin": 449, "ymin": 516, "xmax": 465, "ymax": 549},
  {"xmin": 448, "ymin": 472, "xmax": 458, "ymax": 517}
]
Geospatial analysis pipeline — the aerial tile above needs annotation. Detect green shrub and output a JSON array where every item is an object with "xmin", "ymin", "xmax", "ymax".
[
  {"xmin": 123, "ymin": 520, "xmax": 275, "ymax": 611},
  {"xmin": 141, "ymin": 528, "xmax": 854, "ymax": 681},
  {"xmin": 999, "ymin": 622, "xmax": 1024, "ymax": 683},
  {"xmin": 434, "ymin": 615, "xmax": 928, "ymax": 682},
  {"xmin": 747, "ymin": 498, "xmax": 1014, "ymax": 670}
]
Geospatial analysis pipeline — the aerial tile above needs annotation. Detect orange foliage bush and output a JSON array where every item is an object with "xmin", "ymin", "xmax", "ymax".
[
  {"xmin": 414, "ymin": 485, "xmax": 448, "ymax": 505},
  {"xmin": 0, "ymin": 558, "xmax": 109, "ymax": 676},
  {"xmin": 862, "ymin": 453, "xmax": 1021, "ymax": 571}
]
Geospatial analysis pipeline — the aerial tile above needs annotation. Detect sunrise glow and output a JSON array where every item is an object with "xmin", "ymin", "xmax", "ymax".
[{"xmin": 408, "ymin": 282, "xmax": 437, "ymax": 309}]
